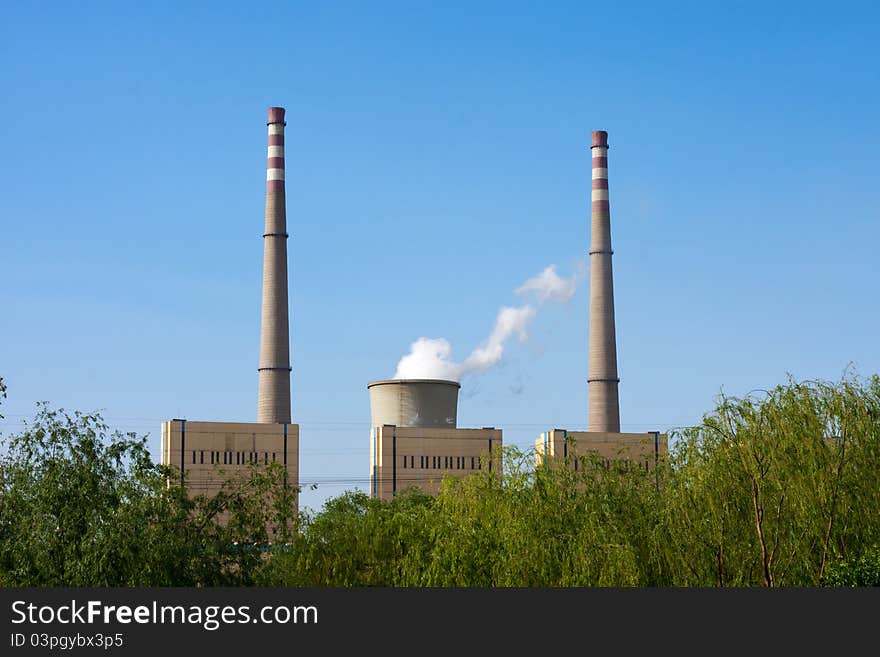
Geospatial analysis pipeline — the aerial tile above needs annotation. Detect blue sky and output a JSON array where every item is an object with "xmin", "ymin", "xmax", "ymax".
[{"xmin": 1, "ymin": 1, "xmax": 878, "ymax": 511}]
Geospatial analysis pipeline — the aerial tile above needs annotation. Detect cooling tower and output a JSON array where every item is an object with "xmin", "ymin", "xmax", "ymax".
[
  {"xmin": 257, "ymin": 106, "xmax": 292, "ymax": 424},
  {"xmin": 587, "ymin": 130, "xmax": 621, "ymax": 432},
  {"xmin": 368, "ymin": 379, "xmax": 460, "ymax": 429}
]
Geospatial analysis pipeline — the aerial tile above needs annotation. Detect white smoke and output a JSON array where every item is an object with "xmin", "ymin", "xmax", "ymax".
[
  {"xmin": 514, "ymin": 264, "xmax": 578, "ymax": 303},
  {"xmin": 460, "ymin": 305, "xmax": 536, "ymax": 374},
  {"xmin": 394, "ymin": 337, "xmax": 462, "ymax": 381},
  {"xmin": 393, "ymin": 264, "xmax": 580, "ymax": 381}
]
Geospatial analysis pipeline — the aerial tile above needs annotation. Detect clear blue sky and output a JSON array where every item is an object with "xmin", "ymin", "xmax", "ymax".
[{"xmin": 2, "ymin": 1, "xmax": 878, "ymax": 511}]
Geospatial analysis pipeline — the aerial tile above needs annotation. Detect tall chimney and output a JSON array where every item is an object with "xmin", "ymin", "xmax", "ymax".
[
  {"xmin": 587, "ymin": 130, "xmax": 620, "ymax": 432},
  {"xmin": 257, "ymin": 106, "xmax": 292, "ymax": 424}
]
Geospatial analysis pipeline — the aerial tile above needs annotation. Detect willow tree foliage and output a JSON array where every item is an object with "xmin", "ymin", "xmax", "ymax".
[
  {"xmin": 268, "ymin": 374, "xmax": 879, "ymax": 587},
  {"xmin": 1, "ymin": 374, "xmax": 877, "ymax": 586},
  {"xmin": 0, "ymin": 403, "xmax": 296, "ymax": 586}
]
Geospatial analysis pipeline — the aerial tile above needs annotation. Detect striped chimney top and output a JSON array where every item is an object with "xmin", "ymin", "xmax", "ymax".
[
  {"xmin": 257, "ymin": 106, "xmax": 292, "ymax": 424},
  {"xmin": 587, "ymin": 129, "xmax": 621, "ymax": 432},
  {"xmin": 266, "ymin": 107, "xmax": 286, "ymax": 192}
]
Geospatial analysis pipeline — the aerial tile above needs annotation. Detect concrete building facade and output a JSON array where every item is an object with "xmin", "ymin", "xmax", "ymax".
[
  {"xmin": 368, "ymin": 379, "xmax": 502, "ymax": 500},
  {"xmin": 535, "ymin": 429, "xmax": 667, "ymax": 472},
  {"xmin": 371, "ymin": 425, "xmax": 502, "ymax": 500},
  {"xmin": 161, "ymin": 420, "xmax": 298, "ymax": 506}
]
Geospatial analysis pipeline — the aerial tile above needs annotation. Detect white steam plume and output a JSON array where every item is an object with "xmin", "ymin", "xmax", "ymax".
[
  {"xmin": 393, "ymin": 264, "xmax": 580, "ymax": 381},
  {"xmin": 514, "ymin": 264, "xmax": 577, "ymax": 302},
  {"xmin": 460, "ymin": 305, "xmax": 536, "ymax": 374},
  {"xmin": 393, "ymin": 337, "xmax": 462, "ymax": 381}
]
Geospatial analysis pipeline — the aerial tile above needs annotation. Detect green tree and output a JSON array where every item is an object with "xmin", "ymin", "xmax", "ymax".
[
  {"xmin": 661, "ymin": 375, "xmax": 880, "ymax": 586},
  {"xmin": 0, "ymin": 400, "xmax": 296, "ymax": 586}
]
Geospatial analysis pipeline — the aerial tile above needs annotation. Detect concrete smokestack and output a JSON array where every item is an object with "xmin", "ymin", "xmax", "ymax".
[
  {"xmin": 257, "ymin": 106, "xmax": 292, "ymax": 424},
  {"xmin": 587, "ymin": 130, "xmax": 620, "ymax": 432}
]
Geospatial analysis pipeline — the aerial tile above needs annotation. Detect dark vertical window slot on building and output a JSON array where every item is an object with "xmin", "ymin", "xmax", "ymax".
[
  {"xmin": 200, "ymin": 451, "xmax": 204, "ymax": 464},
  {"xmin": 192, "ymin": 451, "xmax": 196, "ymax": 464},
  {"xmin": 471, "ymin": 456, "xmax": 475, "ymax": 470}
]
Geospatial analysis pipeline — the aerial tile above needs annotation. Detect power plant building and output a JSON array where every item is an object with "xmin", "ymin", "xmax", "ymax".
[
  {"xmin": 161, "ymin": 107, "xmax": 299, "ymax": 510},
  {"xmin": 161, "ymin": 420, "xmax": 298, "ymax": 499},
  {"xmin": 535, "ymin": 429, "xmax": 666, "ymax": 471},
  {"xmin": 368, "ymin": 379, "xmax": 502, "ymax": 500}
]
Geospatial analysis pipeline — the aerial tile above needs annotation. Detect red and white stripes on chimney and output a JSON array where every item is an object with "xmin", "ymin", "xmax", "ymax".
[
  {"xmin": 266, "ymin": 107, "xmax": 285, "ymax": 193},
  {"xmin": 591, "ymin": 132, "xmax": 609, "ymax": 216}
]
